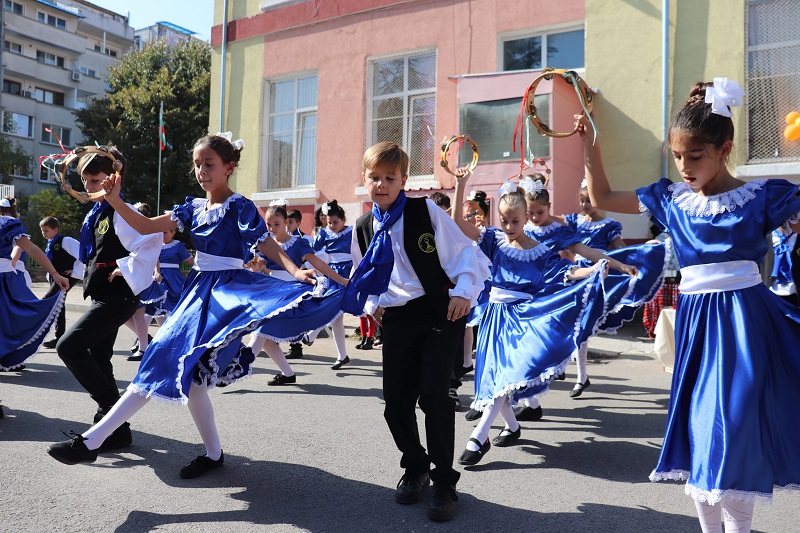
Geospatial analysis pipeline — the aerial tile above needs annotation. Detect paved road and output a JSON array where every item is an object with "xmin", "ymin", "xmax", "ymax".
[{"xmin": 1, "ymin": 282, "xmax": 796, "ymax": 532}]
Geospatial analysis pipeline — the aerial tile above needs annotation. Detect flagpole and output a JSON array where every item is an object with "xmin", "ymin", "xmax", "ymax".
[{"xmin": 157, "ymin": 101, "xmax": 163, "ymax": 214}]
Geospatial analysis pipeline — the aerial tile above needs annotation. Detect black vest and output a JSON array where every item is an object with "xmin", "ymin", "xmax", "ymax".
[
  {"xmin": 83, "ymin": 205, "xmax": 133, "ymax": 299},
  {"xmin": 356, "ymin": 197, "xmax": 453, "ymax": 310},
  {"xmin": 49, "ymin": 234, "xmax": 74, "ymax": 275}
]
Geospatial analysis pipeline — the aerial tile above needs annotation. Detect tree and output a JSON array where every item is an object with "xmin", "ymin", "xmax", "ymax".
[
  {"xmin": 74, "ymin": 39, "xmax": 211, "ymax": 211},
  {"xmin": 22, "ymin": 189, "xmax": 87, "ymax": 246},
  {"xmin": 0, "ymin": 133, "xmax": 32, "ymax": 185}
]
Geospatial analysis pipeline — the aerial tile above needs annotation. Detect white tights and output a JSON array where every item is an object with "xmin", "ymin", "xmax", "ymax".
[
  {"xmin": 125, "ymin": 307, "xmax": 150, "ymax": 352},
  {"xmin": 575, "ymin": 343, "xmax": 588, "ymax": 384},
  {"xmin": 331, "ymin": 314, "xmax": 347, "ymax": 361},
  {"xmin": 694, "ymin": 499, "xmax": 754, "ymax": 533},
  {"xmin": 247, "ymin": 335, "xmax": 294, "ymax": 376},
  {"xmin": 466, "ymin": 396, "xmax": 519, "ymax": 451},
  {"xmin": 81, "ymin": 382, "xmax": 222, "ymax": 461}
]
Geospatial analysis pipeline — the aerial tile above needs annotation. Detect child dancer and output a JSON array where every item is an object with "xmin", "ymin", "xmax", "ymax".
[
  {"xmin": 1, "ymin": 198, "xmax": 70, "ymax": 371},
  {"xmin": 347, "ymin": 142, "xmax": 488, "ymax": 522},
  {"xmin": 312, "ymin": 200, "xmax": 352, "ymax": 369},
  {"xmin": 151, "ymin": 226, "xmax": 194, "ymax": 322},
  {"xmin": 581, "ymin": 79, "xmax": 800, "ymax": 533},
  {"xmin": 564, "ymin": 181, "xmax": 626, "ymax": 252},
  {"xmin": 47, "ymin": 133, "xmax": 320, "ymax": 479},
  {"xmin": 40, "ymin": 216, "xmax": 84, "ymax": 349},
  {"xmin": 284, "ymin": 209, "xmax": 312, "ymax": 358},
  {"xmin": 246, "ymin": 200, "xmax": 348, "ymax": 385},
  {"xmin": 451, "ymin": 172, "xmax": 633, "ymax": 466}
]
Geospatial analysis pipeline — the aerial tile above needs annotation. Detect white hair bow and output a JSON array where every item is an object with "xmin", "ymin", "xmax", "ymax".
[
  {"xmin": 705, "ymin": 78, "xmax": 745, "ymax": 118},
  {"xmin": 269, "ymin": 198, "xmax": 289, "ymax": 208},
  {"xmin": 216, "ymin": 131, "xmax": 245, "ymax": 151},
  {"xmin": 518, "ymin": 176, "xmax": 546, "ymax": 196},
  {"xmin": 580, "ymin": 177, "xmax": 588, "ymax": 189},
  {"xmin": 466, "ymin": 190, "xmax": 477, "ymax": 201},
  {"xmin": 497, "ymin": 180, "xmax": 518, "ymax": 198},
  {"xmin": 0, "ymin": 198, "xmax": 10, "ymax": 208},
  {"xmin": 320, "ymin": 203, "xmax": 330, "ymax": 215}
]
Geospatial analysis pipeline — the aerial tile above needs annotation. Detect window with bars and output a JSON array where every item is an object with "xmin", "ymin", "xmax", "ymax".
[
  {"xmin": 367, "ymin": 50, "xmax": 437, "ymax": 178},
  {"xmin": 746, "ymin": 0, "xmax": 800, "ymax": 162},
  {"xmin": 501, "ymin": 27, "xmax": 584, "ymax": 72},
  {"xmin": 264, "ymin": 74, "xmax": 318, "ymax": 191}
]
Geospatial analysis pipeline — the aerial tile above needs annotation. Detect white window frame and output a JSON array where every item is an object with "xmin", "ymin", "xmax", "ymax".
[
  {"xmin": 497, "ymin": 22, "xmax": 585, "ymax": 72},
  {"xmin": 41, "ymin": 123, "xmax": 70, "ymax": 146},
  {"xmin": 3, "ymin": 111, "xmax": 34, "ymax": 139},
  {"xmin": 79, "ymin": 65, "xmax": 98, "ymax": 78},
  {"xmin": 366, "ymin": 48, "xmax": 437, "ymax": 182},
  {"xmin": 4, "ymin": 0, "xmax": 22, "ymax": 15},
  {"xmin": 3, "ymin": 40, "xmax": 22, "ymax": 54},
  {"xmin": 260, "ymin": 71, "xmax": 319, "ymax": 193},
  {"xmin": 37, "ymin": 10, "xmax": 67, "ymax": 30}
]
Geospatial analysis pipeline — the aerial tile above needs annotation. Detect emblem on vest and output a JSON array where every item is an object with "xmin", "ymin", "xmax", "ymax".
[
  {"xmin": 418, "ymin": 233, "xmax": 436, "ymax": 253},
  {"xmin": 54, "ymin": 243, "xmax": 61, "ymax": 251},
  {"xmin": 98, "ymin": 217, "xmax": 110, "ymax": 235}
]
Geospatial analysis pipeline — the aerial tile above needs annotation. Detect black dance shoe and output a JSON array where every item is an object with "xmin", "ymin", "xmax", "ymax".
[
  {"xmin": 458, "ymin": 437, "xmax": 491, "ymax": 466},
  {"xmin": 127, "ymin": 351, "xmax": 144, "ymax": 362},
  {"xmin": 394, "ymin": 470, "xmax": 430, "ymax": 504},
  {"xmin": 492, "ymin": 426, "xmax": 522, "ymax": 447},
  {"xmin": 43, "ymin": 338, "xmax": 59, "ymax": 349},
  {"xmin": 330, "ymin": 356, "xmax": 350, "ymax": 370},
  {"xmin": 464, "ymin": 408, "xmax": 482, "ymax": 422},
  {"xmin": 427, "ymin": 483, "xmax": 458, "ymax": 522},
  {"xmin": 47, "ymin": 431, "xmax": 98, "ymax": 465},
  {"xmin": 97, "ymin": 422, "xmax": 133, "ymax": 452},
  {"xmin": 570, "ymin": 378, "xmax": 591, "ymax": 398},
  {"xmin": 179, "ymin": 450, "xmax": 224, "ymax": 479},
  {"xmin": 267, "ymin": 373, "xmax": 296, "ymax": 386},
  {"xmin": 285, "ymin": 344, "xmax": 304, "ymax": 359},
  {"xmin": 513, "ymin": 405, "xmax": 543, "ymax": 421}
]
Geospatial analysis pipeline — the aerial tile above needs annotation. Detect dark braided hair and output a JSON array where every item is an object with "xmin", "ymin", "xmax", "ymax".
[{"xmin": 667, "ymin": 82, "xmax": 735, "ymax": 149}]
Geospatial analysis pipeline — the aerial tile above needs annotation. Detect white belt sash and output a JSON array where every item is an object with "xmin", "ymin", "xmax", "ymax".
[
  {"xmin": 0, "ymin": 258, "xmax": 16, "ymax": 273},
  {"xmin": 679, "ymin": 260, "xmax": 762, "ymax": 294},
  {"xmin": 193, "ymin": 251, "xmax": 243, "ymax": 272},
  {"xmin": 328, "ymin": 252, "xmax": 352, "ymax": 264},
  {"xmin": 489, "ymin": 286, "xmax": 534, "ymax": 303},
  {"xmin": 160, "ymin": 263, "xmax": 180, "ymax": 269}
]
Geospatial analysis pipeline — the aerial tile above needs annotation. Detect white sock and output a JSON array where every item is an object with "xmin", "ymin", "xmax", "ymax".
[
  {"xmin": 187, "ymin": 382, "xmax": 222, "ymax": 461},
  {"xmin": 262, "ymin": 339, "xmax": 294, "ymax": 376},
  {"xmin": 576, "ymin": 343, "xmax": 588, "ymax": 384},
  {"xmin": 722, "ymin": 500, "xmax": 754, "ymax": 533},
  {"xmin": 497, "ymin": 397, "xmax": 519, "ymax": 432},
  {"xmin": 466, "ymin": 396, "xmax": 504, "ymax": 451},
  {"xmin": 332, "ymin": 315, "xmax": 347, "ymax": 361},
  {"xmin": 694, "ymin": 500, "xmax": 723, "ymax": 533},
  {"xmin": 82, "ymin": 390, "xmax": 149, "ymax": 450},
  {"xmin": 463, "ymin": 328, "xmax": 474, "ymax": 367},
  {"xmin": 522, "ymin": 397, "xmax": 540, "ymax": 409}
]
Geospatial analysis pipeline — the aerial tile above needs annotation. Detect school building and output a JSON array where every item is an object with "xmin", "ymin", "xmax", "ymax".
[{"xmin": 210, "ymin": 0, "xmax": 798, "ymax": 236}]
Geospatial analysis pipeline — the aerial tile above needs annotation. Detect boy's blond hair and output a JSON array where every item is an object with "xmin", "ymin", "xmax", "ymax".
[{"xmin": 362, "ymin": 142, "xmax": 409, "ymax": 175}]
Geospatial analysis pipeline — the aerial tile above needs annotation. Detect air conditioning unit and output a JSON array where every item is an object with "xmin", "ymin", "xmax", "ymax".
[
  {"xmin": 23, "ymin": 90, "xmax": 33, "ymax": 98},
  {"xmin": 71, "ymin": 71, "xmax": 82, "ymax": 81}
]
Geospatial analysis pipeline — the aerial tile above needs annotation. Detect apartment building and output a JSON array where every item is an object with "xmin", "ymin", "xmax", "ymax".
[
  {"xmin": 1, "ymin": 0, "xmax": 134, "ymax": 196},
  {"xmin": 134, "ymin": 21, "xmax": 202, "ymax": 51}
]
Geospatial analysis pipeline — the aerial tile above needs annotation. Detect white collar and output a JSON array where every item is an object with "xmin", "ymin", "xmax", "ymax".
[
  {"xmin": 525, "ymin": 220, "xmax": 562, "ymax": 235},
  {"xmin": 193, "ymin": 194, "xmax": 242, "ymax": 226},
  {"xmin": 493, "ymin": 228, "xmax": 551, "ymax": 262},
  {"xmin": 668, "ymin": 179, "xmax": 766, "ymax": 216},
  {"xmin": 576, "ymin": 214, "xmax": 616, "ymax": 229}
]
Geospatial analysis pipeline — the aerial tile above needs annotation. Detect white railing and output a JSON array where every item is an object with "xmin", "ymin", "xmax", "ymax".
[{"xmin": 0, "ymin": 184, "xmax": 15, "ymax": 199}]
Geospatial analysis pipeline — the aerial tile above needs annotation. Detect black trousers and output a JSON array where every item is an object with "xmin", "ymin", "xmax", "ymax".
[
  {"xmin": 56, "ymin": 286, "xmax": 139, "ymax": 413},
  {"xmin": 42, "ymin": 277, "xmax": 78, "ymax": 339},
  {"xmin": 382, "ymin": 296, "xmax": 466, "ymax": 487}
]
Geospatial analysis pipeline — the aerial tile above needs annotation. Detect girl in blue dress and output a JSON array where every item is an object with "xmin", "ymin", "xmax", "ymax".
[
  {"xmin": 245, "ymin": 201, "xmax": 348, "ymax": 385},
  {"xmin": 151, "ymin": 227, "xmax": 194, "ymax": 321},
  {"xmin": 1, "ymin": 197, "xmax": 70, "ymax": 372},
  {"xmin": 525, "ymin": 176, "xmax": 667, "ymax": 398},
  {"xmin": 47, "ymin": 133, "xmax": 321, "ymax": 479},
  {"xmin": 581, "ymin": 79, "xmax": 800, "ymax": 532},
  {"xmin": 450, "ymin": 172, "xmax": 637, "ymax": 465},
  {"xmin": 312, "ymin": 200, "xmax": 353, "ymax": 369}
]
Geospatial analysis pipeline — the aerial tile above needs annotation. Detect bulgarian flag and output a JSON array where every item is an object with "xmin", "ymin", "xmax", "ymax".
[{"xmin": 158, "ymin": 101, "xmax": 166, "ymax": 151}]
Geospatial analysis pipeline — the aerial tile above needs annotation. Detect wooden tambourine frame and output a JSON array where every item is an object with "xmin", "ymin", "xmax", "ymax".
[
  {"xmin": 525, "ymin": 68, "xmax": 594, "ymax": 138},
  {"xmin": 55, "ymin": 146, "xmax": 123, "ymax": 202},
  {"xmin": 440, "ymin": 134, "xmax": 479, "ymax": 175}
]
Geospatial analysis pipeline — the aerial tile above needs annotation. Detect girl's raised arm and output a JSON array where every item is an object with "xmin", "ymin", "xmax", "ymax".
[
  {"xmin": 451, "ymin": 169, "xmax": 483, "ymax": 242},
  {"xmin": 101, "ymin": 174, "xmax": 178, "ymax": 234}
]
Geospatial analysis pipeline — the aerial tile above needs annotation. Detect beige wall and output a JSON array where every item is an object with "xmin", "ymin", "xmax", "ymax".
[{"xmin": 585, "ymin": 0, "xmax": 745, "ymax": 191}]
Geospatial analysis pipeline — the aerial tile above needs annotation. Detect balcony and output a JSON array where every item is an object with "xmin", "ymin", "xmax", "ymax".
[
  {"xmin": 4, "ymin": 11, "xmax": 85, "ymax": 55},
  {"xmin": 2, "ymin": 53, "xmax": 107, "ymax": 102}
]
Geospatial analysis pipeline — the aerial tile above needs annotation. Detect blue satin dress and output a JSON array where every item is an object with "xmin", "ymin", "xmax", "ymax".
[
  {"xmin": 312, "ymin": 226, "xmax": 353, "ymax": 285},
  {"xmin": 151, "ymin": 241, "xmax": 192, "ymax": 316},
  {"xmin": 0, "ymin": 217, "xmax": 65, "ymax": 370},
  {"xmin": 564, "ymin": 213, "xmax": 623, "ymax": 251},
  {"xmin": 471, "ymin": 227, "xmax": 609, "ymax": 410},
  {"xmin": 526, "ymin": 221, "xmax": 666, "ymax": 333},
  {"xmin": 129, "ymin": 195, "xmax": 333, "ymax": 403},
  {"xmin": 641, "ymin": 178, "xmax": 800, "ymax": 504}
]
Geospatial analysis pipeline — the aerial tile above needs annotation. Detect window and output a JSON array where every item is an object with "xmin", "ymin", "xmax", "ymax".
[
  {"xmin": 34, "ymin": 87, "xmax": 65, "ymax": 106},
  {"xmin": 38, "ymin": 11, "xmax": 67, "ymax": 30},
  {"xmin": 459, "ymin": 96, "xmax": 550, "ymax": 164},
  {"xmin": 79, "ymin": 66, "xmax": 98, "ymax": 78},
  {"xmin": 3, "ymin": 40, "xmax": 22, "ymax": 54},
  {"xmin": 3, "ymin": 111, "xmax": 34, "ymax": 138},
  {"xmin": 94, "ymin": 44, "xmax": 118, "ymax": 57},
  {"xmin": 41, "ymin": 124, "xmax": 71, "ymax": 146},
  {"xmin": 746, "ymin": 0, "xmax": 800, "ymax": 162},
  {"xmin": 367, "ymin": 50, "xmax": 437, "ymax": 178},
  {"xmin": 4, "ymin": 1, "xmax": 22, "ymax": 14},
  {"xmin": 264, "ymin": 74, "xmax": 318, "ymax": 191},
  {"xmin": 501, "ymin": 28, "xmax": 584, "ymax": 71},
  {"xmin": 40, "ymin": 166, "xmax": 57, "ymax": 182},
  {"xmin": 2, "ymin": 80, "xmax": 22, "ymax": 96},
  {"xmin": 36, "ymin": 50, "xmax": 66, "ymax": 68}
]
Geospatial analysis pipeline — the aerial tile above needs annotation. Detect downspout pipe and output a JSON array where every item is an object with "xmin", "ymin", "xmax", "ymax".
[
  {"xmin": 662, "ymin": 0, "xmax": 669, "ymax": 179},
  {"xmin": 219, "ymin": 0, "xmax": 229, "ymax": 131}
]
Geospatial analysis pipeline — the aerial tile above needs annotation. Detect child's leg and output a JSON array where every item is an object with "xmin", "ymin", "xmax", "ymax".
[
  {"xmin": 497, "ymin": 397, "xmax": 519, "ymax": 432},
  {"xmin": 366, "ymin": 315, "xmax": 376, "ymax": 338},
  {"xmin": 721, "ymin": 500, "xmax": 754, "ymax": 533},
  {"xmin": 462, "ymin": 327, "xmax": 474, "ymax": 368},
  {"xmin": 82, "ymin": 390, "xmax": 149, "ymax": 450},
  {"xmin": 466, "ymin": 397, "xmax": 503, "ymax": 450},
  {"xmin": 332, "ymin": 315, "xmax": 347, "ymax": 361},
  {"xmin": 262, "ymin": 339, "xmax": 295, "ymax": 377},
  {"xmin": 359, "ymin": 316, "xmax": 368, "ymax": 337},
  {"xmin": 522, "ymin": 396, "xmax": 540, "ymax": 409},
  {"xmin": 187, "ymin": 381, "xmax": 222, "ymax": 460},
  {"xmin": 693, "ymin": 500, "xmax": 723, "ymax": 533},
  {"xmin": 576, "ymin": 342, "xmax": 588, "ymax": 384}
]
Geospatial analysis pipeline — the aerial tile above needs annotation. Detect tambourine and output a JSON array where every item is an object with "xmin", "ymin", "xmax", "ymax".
[
  {"xmin": 42, "ymin": 146, "xmax": 123, "ymax": 203},
  {"xmin": 440, "ymin": 134, "xmax": 479, "ymax": 175},
  {"xmin": 525, "ymin": 68, "xmax": 594, "ymax": 138},
  {"xmin": 530, "ymin": 158, "xmax": 551, "ymax": 180}
]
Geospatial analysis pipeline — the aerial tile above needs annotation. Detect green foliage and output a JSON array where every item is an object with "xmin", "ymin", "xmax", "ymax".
[
  {"xmin": 74, "ymin": 39, "xmax": 211, "ymax": 211},
  {"xmin": 21, "ymin": 189, "xmax": 87, "ymax": 246},
  {"xmin": 0, "ymin": 134, "xmax": 33, "ymax": 185}
]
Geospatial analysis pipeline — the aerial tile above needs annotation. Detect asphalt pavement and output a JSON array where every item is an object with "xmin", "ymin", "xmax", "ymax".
[{"xmin": 1, "ymin": 282, "xmax": 797, "ymax": 532}]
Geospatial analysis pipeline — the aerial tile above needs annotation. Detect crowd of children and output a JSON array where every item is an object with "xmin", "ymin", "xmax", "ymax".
[{"xmin": 0, "ymin": 74, "xmax": 795, "ymax": 531}]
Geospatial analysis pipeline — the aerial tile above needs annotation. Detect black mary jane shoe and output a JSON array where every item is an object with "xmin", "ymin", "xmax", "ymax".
[
  {"xmin": 267, "ymin": 373, "xmax": 296, "ymax": 386},
  {"xmin": 492, "ymin": 426, "xmax": 521, "ymax": 447},
  {"xmin": 513, "ymin": 405, "xmax": 543, "ymax": 421},
  {"xmin": 464, "ymin": 408, "xmax": 482, "ymax": 422},
  {"xmin": 458, "ymin": 437, "xmax": 491, "ymax": 466},
  {"xmin": 330, "ymin": 356, "xmax": 350, "ymax": 370},
  {"xmin": 569, "ymin": 378, "xmax": 591, "ymax": 398}
]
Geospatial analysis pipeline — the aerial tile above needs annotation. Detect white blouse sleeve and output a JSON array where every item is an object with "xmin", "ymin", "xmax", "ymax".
[
  {"xmin": 62, "ymin": 236, "xmax": 85, "ymax": 280},
  {"xmin": 113, "ymin": 208, "xmax": 163, "ymax": 295}
]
